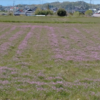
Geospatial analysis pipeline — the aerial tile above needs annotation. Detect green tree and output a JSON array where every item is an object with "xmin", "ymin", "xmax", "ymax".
[
  {"xmin": 73, "ymin": 11, "xmax": 80, "ymax": 17},
  {"xmin": 35, "ymin": 8, "xmax": 53, "ymax": 15},
  {"xmin": 35, "ymin": 8, "xmax": 42, "ymax": 15},
  {"xmin": 57, "ymin": 8, "xmax": 67, "ymax": 16},
  {"xmin": 85, "ymin": 10, "xmax": 93, "ymax": 16}
]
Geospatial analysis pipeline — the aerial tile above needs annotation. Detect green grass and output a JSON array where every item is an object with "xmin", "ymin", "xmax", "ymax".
[
  {"xmin": 0, "ymin": 20, "xmax": 100, "ymax": 100},
  {"xmin": 0, "ymin": 16, "xmax": 100, "ymax": 23}
]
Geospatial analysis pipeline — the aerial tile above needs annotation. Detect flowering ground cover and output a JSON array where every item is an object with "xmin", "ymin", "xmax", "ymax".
[{"xmin": 0, "ymin": 23, "xmax": 100, "ymax": 100}]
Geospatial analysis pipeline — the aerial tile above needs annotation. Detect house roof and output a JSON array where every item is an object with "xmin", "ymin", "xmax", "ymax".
[
  {"xmin": 14, "ymin": 12, "xmax": 26, "ymax": 15},
  {"xmin": 10, "ymin": 7, "xmax": 18, "ymax": 9},
  {"xmin": 27, "ymin": 9, "xmax": 33, "ymax": 11}
]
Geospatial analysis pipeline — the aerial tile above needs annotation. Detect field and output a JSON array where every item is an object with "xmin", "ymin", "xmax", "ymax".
[
  {"xmin": 0, "ymin": 16, "xmax": 100, "ymax": 23},
  {"xmin": 0, "ymin": 21, "xmax": 100, "ymax": 100}
]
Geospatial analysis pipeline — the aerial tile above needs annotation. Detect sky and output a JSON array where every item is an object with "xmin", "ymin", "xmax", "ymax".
[{"xmin": 0, "ymin": 0, "xmax": 100, "ymax": 6}]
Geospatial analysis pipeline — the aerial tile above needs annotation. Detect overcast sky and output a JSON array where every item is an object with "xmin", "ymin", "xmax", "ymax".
[{"xmin": 0, "ymin": 0, "xmax": 100, "ymax": 6}]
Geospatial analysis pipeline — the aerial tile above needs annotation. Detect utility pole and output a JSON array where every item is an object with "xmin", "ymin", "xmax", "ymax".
[
  {"xmin": 92, "ymin": 0, "xmax": 94, "ymax": 9},
  {"xmin": 72, "ymin": 2, "xmax": 73, "ymax": 13},
  {"xmin": 90, "ymin": 0, "xmax": 92, "ymax": 9},
  {"xmin": 41, "ymin": 0, "xmax": 43, "ymax": 9},
  {"xmin": 13, "ymin": 0, "xmax": 15, "ymax": 16}
]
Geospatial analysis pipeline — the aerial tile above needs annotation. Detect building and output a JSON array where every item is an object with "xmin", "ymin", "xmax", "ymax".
[
  {"xmin": 10, "ymin": 7, "xmax": 18, "ymax": 11},
  {"xmin": 50, "ymin": 7, "xmax": 58, "ymax": 12},
  {"xmin": 14, "ymin": 8, "xmax": 36, "ymax": 16}
]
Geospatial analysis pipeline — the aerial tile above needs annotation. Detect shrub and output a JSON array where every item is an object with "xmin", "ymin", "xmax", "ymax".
[
  {"xmin": 69, "ymin": 12, "xmax": 73, "ymax": 15},
  {"xmin": 35, "ymin": 9, "xmax": 53, "ymax": 15},
  {"xmin": 35, "ymin": 8, "xmax": 42, "ymax": 15},
  {"xmin": 72, "ymin": 11, "xmax": 85, "ymax": 17},
  {"xmin": 80, "ymin": 12, "xmax": 85, "ymax": 15},
  {"xmin": 67, "ymin": 12, "xmax": 73, "ymax": 17},
  {"xmin": 85, "ymin": 10, "xmax": 93, "ymax": 16},
  {"xmin": 20, "ymin": 14, "xmax": 25, "ymax": 16},
  {"xmin": 8, "ymin": 12, "xmax": 13, "ymax": 16},
  {"xmin": 46, "ymin": 10, "xmax": 53, "ymax": 15},
  {"xmin": 73, "ymin": 11, "xmax": 80, "ymax": 17},
  {"xmin": 57, "ymin": 8, "xmax": 67, "ymax": 16}
]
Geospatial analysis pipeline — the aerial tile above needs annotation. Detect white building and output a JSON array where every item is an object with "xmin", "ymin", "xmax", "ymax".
[
  {"xmin": 10, "ymin": 7, "xmax": 18, "ymax": 11},
  {"xmin": 97, "ymin": 10, "xmax": 100, "ymax": 13}
]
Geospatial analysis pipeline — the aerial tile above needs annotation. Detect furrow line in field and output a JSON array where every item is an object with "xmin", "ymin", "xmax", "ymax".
[
  {"xmin": 0, "ymin": 25, "xmax": 17, "ymax": 40},
  {"xmin": 0, "ymin": 27, "xmax": 9, "ymax": 34},
  {"xmin": 17, "ymin": 26, "xmax": 36, "ymax": 55},
  {"xmin": 47, "ymin": 27, "xmax": 63, "ymax": 61},
  {"xmin": 14, "ymin": 26, "xmax": 53, "ymax": 67},
  {"xmin": 9, "ymin": 30, "xmax": 22, "ymax": 41},
  {"xmin": 69, "ymin": 27, "xmax": 84, "ymax": 42},
  {"xmin": 11, "ymin": 25, "xmax": 17, "ymax": 31},
  {"xmin": 80, "ymin": 28, "xmax": 100, "ymax": 60},
  {"xmin": 66, "ymin": 27, "xmax": 100, "ymax": 61},
  {"xmin": 68, "ymin": 27, "xmax": 92, "ymax": 61},
  {"xmin": 0, "ymin": 23, "xmax": 9, "ymax": 28},
  {"xmin": 0, "ymin": 25, "xmax": 12, "ymax": 38},
  {"xmin": 54, "ymin": 27, "xmax": 74, "ymax": 61},
  {"xmin": 54, "ymin": 26, "xmax": 89, "ymax": 61},
  {"xmin": 0, "ymin": 27, "xmax": 31, "ymax": 64},
  {"xmin": 0, "ymin": 28, "xmax": 23, "ymax": 56},
  {"xmin": 32, "ymin": 27, "xmax": 41, "ymax": 51},
  {"xmin": 92, "ymin": 31, "xmax": 100, "ymax": 41},
  {"xmin": 73, "ymin": 27, "xmax": 80, "ymax": 33},
  {"xmin": 72, "ymin": 27, "xmax": 89, "ymax": 60},
  {"xmin": 54, "ymin": 27, "xmax": 78, "ymax": 61},
  {"xmin": 74, "ymin": 27, "xmax": 96, "ymax": 48},
  {"xmin": 81, "ymin": 28, "xmax": 96, "ymax": 44}
]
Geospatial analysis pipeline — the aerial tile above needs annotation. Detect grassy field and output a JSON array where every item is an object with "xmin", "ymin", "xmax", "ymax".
[
  {"xmin": 0, "ymin": 16, "xmax": 100, "ymax": 23},
  {"xmin": 0, "ymin": 17, "xmax": 100, "ymax": 100}
]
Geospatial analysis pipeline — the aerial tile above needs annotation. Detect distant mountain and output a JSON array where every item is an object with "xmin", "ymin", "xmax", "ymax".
[
  {"xmin": 36, "ymin": 1, "xmax": 100, "ymax": 10},
  {"xmin": 1, "ymin": 1, "xmax": 100, "ymax": 12}
]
